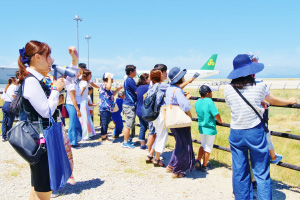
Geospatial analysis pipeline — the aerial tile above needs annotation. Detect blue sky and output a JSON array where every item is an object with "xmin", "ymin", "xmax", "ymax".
[{"xmin": 1, "ymin": 0, "xmax": 300, "ymax": 79}]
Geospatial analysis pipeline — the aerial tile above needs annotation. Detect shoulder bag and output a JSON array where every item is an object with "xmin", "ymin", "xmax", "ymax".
[
  {"xmin": 9, "ymin": 85, "xmax": 23, "ymax": 114},
  {"xmin": 232, "ymin": 86, "xmax": 269, "ymax": 133},
  {"xmin": 7, "ymin": 81, "xmax": 47, "ymax": 166},
  {"xmin": 162, "ymin": 88, "xmax": 192, "ymax": 128},
  {"xmin": 8, "ymin": 117, "xmax": 46, "ymax": 166}
]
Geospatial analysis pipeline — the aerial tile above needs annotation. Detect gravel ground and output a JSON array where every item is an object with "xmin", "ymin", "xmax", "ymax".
[{"xmin": 1, "ymin": 127, "xmax": 300, "ymax": 200}]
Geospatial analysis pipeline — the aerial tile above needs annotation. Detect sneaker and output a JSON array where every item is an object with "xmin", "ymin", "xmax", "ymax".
[
  {"xmin": 271, "ymin": 153, "xmax": 283, "ymax": 165},
  {"xmin": 122, "ymin": 142, "xmax": 135, "ymax": 149},
  {"xmin": 2, "ymin": 138, "xmax": 8, "ymax": 142},
  {"xmin": 112, "ymin": 135, "xmax": 119, "ymax": 139},
  {"xmin": 195, "ymin": 160, "xmax": 201, "ymax": 171},
  {"xmin": 201, "ymin": 166, "xmax": 208, "ymax": 172},
  {"xmin": 252, "ymin": 181, "xmax": 257, "ymax": 190},
  {"xmin": 71, "ymin": 144, "xmax": 80, "ymax": 149},
  {"xmin": 67, "ymin": 177, "xmax": 77, "ymax": 185},
  {"xmin": 50, "ymin": 191, "xmax": 61, "ymax": 198},
  {"xmin": 140, "ymin": 145, "xmax": 148, "ymax": 150}
]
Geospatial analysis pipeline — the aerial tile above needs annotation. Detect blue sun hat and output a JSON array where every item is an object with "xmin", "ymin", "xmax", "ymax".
[
  {"xmin": 227, "ymin": 54, "xmax": 264, "ymax": 79},
  {"xmin": 168, "ymin": 67, "xmax": 187, "ymax": 85}
]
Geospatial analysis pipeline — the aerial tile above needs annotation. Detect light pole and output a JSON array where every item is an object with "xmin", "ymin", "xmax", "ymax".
[
  {"xmin": 85, "ymin": 35, "xmax": 91, "ymax": 69},
  {"xmin": 73, "ymin": 15, "xmax": 82, "ymax": 55}
]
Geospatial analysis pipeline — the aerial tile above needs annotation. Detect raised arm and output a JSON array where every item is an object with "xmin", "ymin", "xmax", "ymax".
[
  {"xmin": 180, "ymin": 77, "xmax": 195, "ymax": 89},
  {"xmin": 69, "ymin": 46, "xmax": 79, "ymax": 66}
]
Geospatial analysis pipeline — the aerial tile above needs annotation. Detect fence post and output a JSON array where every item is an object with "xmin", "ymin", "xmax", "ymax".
[
  {"xmin": 91, "ymin": 88, "xmax": 94, "ymax": 122},
  {"xmin": 217, "ymin": 84, "xmax": 221, "ymax": 109},
  {"xmin": 297, "ymin": 83, "xmax": 300, "ymax": 113},
  {"xmin": 197, "ymin": 85, "xmax": 201, "ymax": 97},
  {"xmin": 282, "ymin": 83, "xmax": 287, "ymax": 115},
  {"xmin": 297, "ymin": 83, "xmax": 300, "ymax": 102}
]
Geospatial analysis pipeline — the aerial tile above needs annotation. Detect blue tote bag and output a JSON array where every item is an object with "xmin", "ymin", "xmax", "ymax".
[{"xmin": 44, "ymin": 110, "xmax": 72, "ymax": 191}]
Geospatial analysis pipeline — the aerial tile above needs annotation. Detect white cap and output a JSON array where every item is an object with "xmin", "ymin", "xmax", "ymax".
[{"xmin": 104, "ymin": 72, "xmax": 114, "ymax": 79}]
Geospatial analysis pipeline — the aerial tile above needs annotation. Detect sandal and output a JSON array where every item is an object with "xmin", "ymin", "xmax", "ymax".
[
  {"xmin": 172, "ymin": 172, "xmax": 186, "ymax": 178},
  {"xmin": 146, "ymin": 155, "xmax": 154, "ymax": 164},
  {"xmin": 166, "ymin": 165, "xmax": 173, "ymax": 173},
  {"xmin": 153, "ymin": 158, "xmax": 165, "ymax": 167}
]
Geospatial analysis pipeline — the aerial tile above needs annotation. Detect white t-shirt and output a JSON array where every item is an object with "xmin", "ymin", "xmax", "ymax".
[
  {"xmin": 4, "ymin": 85, "xmax": 17, "ymax": 102},
  {"xmin": 66, "ymin": 82, "xmax": 81, "ymax": 105},
  {"xmin": 79, "ymin": 81, "xmax": 89, "ymax": 102},
  {"xmin": 224, "ymin": 82, "xmax": 267, "ymax": 129},
  {"xmin": 88, "ymin": 95, "xmax": 94, "ymax": 111}
]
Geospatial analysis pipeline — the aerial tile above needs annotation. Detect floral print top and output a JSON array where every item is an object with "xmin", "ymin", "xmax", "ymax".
[{"xmin": 98, "ymin": 83, "xmax": 114, "ymax": 112}]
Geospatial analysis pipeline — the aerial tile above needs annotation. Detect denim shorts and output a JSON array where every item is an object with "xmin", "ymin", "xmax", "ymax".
[
  {"xmin": 148, "ymin": 121, "xmax": 156, "ymax": 135},
  {"xmin": 123, "ymin": 104, "xmax": 136, "ymax": 129}
]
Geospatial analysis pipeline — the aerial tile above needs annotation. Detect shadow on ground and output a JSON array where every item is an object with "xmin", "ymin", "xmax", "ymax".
[
  {"xmin": 62, "ymin": 178, "xmax": 104, "ymax": 196},
  {"xmin": 271, "ymin": 179, "xmax": 300, "ymax": 200}
]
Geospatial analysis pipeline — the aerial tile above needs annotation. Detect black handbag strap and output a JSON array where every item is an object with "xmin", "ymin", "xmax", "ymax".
[{"xmin": 232, "ymin": 86, "xmax": 268, "ymax": 132}]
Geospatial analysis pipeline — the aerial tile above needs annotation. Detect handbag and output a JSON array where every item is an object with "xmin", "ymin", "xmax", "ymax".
[
  {"xmin": 162, "ymin": 88, "xmax": 192, "ymax": 128},
  {"xmin": 7, "ymin": 118, "xmax": 47, "ymax": 166},
  {"xmin": 61, "ymin": 95, "xmax": 69, "ymax": 118},
  {"xmin": 44, "ymin": 109, "xmax": 72, "ymax": 191},
  {"xmin": 232, "ymin": 86, "xmax": 269, "ymax": 133},
  {"xmin": 61, "ymin": 104, "xmax": 69, "ymax": 118},
  {"xmin": 7, "ymin": 81, "xmax": 46, "ymax": 166}
]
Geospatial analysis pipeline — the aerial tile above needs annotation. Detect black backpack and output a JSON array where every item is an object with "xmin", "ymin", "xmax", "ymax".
[
  {"xmin": 141, "ymin": 84, "xmax": 164, "ymax": 121},
  {"xmin": 9, "ymin": 84, "xmax": 23, "ymax": 114}
]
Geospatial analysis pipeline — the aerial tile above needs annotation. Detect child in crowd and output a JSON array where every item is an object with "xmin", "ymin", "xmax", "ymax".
[
  {"xmin": 248, "ymin": 52, "xmax": 297, "ymax": 164},
  {"xmin": 136, "ymin": 73, "xmax": 150, "ymax": 149},
  {"xmin": 99, "ymin": 72, "xmax": 123, "ymax": 141},
  {"xmin": 194, "ymin": 84, "xmax": 223, "ymax": 172},
  {"xmin": 122, "ymin": 65, "xmax": 137, "ymax": 148},
  {"xmin": 111, "ymin": 91, "xmax": 125, "ymax": 138},
  {"xmin": 87, "ymin": 87, "xmax": 97, "ymax": 116}
]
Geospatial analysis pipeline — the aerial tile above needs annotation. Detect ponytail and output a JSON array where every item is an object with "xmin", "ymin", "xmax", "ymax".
[
  {"xmin": 18, "ymin": 55, "xmax": 28, "ymax": 84},
  {"xmin": 4, "ymin": 78, "xmax": 14, "ymax": 93}
]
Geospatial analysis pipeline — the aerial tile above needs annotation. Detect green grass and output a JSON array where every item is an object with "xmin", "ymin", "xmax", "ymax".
[
  {"xmin": 179, "ymin": 88, "xmax": 300, "ymax": 187},
  {"xmin": 1, "ymin": 87, "xmax": 299, "ymax": 187}
]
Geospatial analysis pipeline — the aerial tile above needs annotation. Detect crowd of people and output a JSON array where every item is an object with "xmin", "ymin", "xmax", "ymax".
[{"xmin": 1, "ymin": 40, "xmax": 298, "ymax": 200}]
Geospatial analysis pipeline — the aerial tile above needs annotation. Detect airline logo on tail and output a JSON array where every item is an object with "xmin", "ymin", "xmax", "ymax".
[{"xmin": 200, "ymin": 54, "xmax": 218, "ymax": 70}]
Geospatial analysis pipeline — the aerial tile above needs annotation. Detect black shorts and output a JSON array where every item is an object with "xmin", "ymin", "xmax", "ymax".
[{"xmin": 30, "ymin": 152, "xmax": 51, "ymax": 192}]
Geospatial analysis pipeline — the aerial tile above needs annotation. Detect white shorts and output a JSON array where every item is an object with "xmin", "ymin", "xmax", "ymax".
[{"xmin": 200, "ymin": 134, "xmax": 215, "ymax": 153}]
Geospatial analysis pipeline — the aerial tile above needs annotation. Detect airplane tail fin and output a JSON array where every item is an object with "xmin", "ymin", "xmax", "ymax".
[{"xmin": 200, "ymin": 54, "xmax": 218, "ymax": 70}]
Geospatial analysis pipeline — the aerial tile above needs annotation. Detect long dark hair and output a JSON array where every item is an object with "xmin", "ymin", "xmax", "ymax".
[
  {"xmin": 137, "ymin": 73, "xmax": 149, "ymax": 87},
  {"xmin": 4, "ymin": 77, "xmax": 16, "ymax": 93},
  {"xmin": 230, "ymin": 75, "xmax": 256, "ymax": 89},
  {"xmin": 18, "ymin": 40, "xmax": 51, "ymax": 84}
]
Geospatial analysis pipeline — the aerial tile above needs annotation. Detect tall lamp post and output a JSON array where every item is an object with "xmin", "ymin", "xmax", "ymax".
[
  {"xmin": 85, "ymin": 35, "xmax": 91, "ymax": 69},
  {"xmin": 73, "ymin": 15, "xmax": 82, "ymax": 55}
]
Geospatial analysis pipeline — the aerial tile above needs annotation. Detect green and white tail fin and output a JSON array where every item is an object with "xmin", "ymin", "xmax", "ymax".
[{"xmin": 200, "ymin": 54, "xmax": 218, "ymax": 70}]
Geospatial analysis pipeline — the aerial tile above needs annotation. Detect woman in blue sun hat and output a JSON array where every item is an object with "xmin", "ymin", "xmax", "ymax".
[
  {"xmin": 224, "ymin": 54, "xmax": 271, "ymax": 200},
  {"xmin": 164, "ymin": 67, "xmax": 196, "ymax": 178}
]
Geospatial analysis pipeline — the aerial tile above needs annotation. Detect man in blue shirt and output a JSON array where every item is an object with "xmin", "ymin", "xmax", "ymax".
[{"xmin": 122, "ymin": 65, "xmax": 137, "ymax": 148}]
